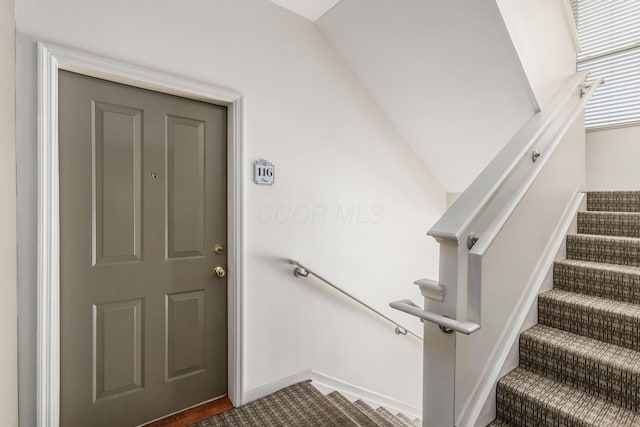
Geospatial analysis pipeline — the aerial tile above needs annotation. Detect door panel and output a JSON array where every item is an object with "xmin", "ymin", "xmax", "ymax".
[
  {"xmin": 166, "ymin": 115, "xmax": 206, "ymax": 259},
  {"xmin": 59, "ymin": 70, "xmax": 228, "ymax": 427},
  {"xmin": 93, "ymin": 299, "xmax": 144, "ymax": 402},
  {"xmin": 166, "ymin": 290, "xmax": 206, "ymax": 381},
  {"xmin": 92, "ymin": 101, "xmax": 143, "ymax": 265}
]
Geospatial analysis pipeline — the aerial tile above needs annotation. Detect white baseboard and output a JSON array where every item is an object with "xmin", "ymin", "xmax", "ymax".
[
  {"xmin": 242, "ymin": 369, "xmax": 422, "ymax": 420},
  {"xmin": 242, "ymin": 369, "xmax": 315, "ymax": 404}
]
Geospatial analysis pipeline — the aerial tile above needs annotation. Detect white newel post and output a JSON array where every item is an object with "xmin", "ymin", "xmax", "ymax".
[{"xmin": 422, "ymin": 241, "xmax": 461, "ymax": 426}]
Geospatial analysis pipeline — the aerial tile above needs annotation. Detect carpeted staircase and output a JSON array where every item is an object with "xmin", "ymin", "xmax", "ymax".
[
  {"xmin": 192, "ymin": 381, "xmax": 421, "ymax": 427},
  {"xmin": 491, "ymin": 191, "xmax": 640, "ymax": 426}
]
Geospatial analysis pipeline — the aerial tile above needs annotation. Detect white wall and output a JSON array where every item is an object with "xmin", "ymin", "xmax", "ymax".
[
  {"xmin": 16, "ymin": 0, "xmax": 446, "ymax": 422},
  {"xmin": 496, "ymin": 0, "xmax": 578, "ymax": 109},
  {"xmin": 586, "ymin": 126, "xmax": 640, "ymax": 189},
  {"xmin": 0, "ymin": 0, "xmax": 18, "ymax": 425},
  {"xmin": 317, "ymin": 0, "xmax": 536, "ymax": 193}
]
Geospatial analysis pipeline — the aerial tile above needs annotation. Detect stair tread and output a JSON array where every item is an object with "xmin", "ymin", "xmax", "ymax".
[
  {"xmin": 497, "ymin": 368, "xmax": 639, "ymax": 425},
  {"xmin": 568, "ymin": 233, "xmax": 640, "ymax": 243},
  {"xmin": 522, "ymin": 324, "xmax": 640, "ymax": 373},
  {"xmin": 587, "ymin": 191, "xmax": 640, "ymax": 213},
  {"xmin": 566, "ymin": 234, "xmax": 640, "ymax": 266},
  {"xmin": 555, "ymin": 258, "xmax": 640, "ymax": 275},
  {"xmin": 540, "ymin": 289, "xmax": 640, "ymax": 318},
  {"xmin": 326, "ymin": 392, "xmax": 383, "ymax": 427},
  {"xmin": 539, "ymin": 289, "xmax": 640, "ymax": 353},
  {"xmin": 554, "ymin": 259, "xmax": 640, "ymax": 304},
  {"xmin": 375, "ymin": 407, "xmax": 408, "ymax": 427},
  {"xmin": 581, "ymin": 211, "xmax": 640, "ymax": 216},
  {"xmin": 578, "ymin": 211, "xmax": 640, "ymax": 238},
  {"xmin": 520, "ymin": 324, "xmax": 640, "ymax": 409},
  {"xmin": 354, "ymin": 401, "xmax": 396, "ymax": 427}
]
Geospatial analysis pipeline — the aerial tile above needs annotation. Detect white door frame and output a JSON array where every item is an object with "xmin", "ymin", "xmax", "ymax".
[{"xmin": 37, "ymin": 41, "xmax": 245, "ymax": 427}]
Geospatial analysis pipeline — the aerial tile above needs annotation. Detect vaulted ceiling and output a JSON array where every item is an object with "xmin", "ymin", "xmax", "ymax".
[{"xmin": 269, "ymin": 0, "xmax": 540, "ymax": 192}]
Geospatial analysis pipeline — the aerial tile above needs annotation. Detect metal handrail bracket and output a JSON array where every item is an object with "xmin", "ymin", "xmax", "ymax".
[
  {"xmin": 288, "ymin": 259, "xmax": 422, "ymax": 341},
  {"xmin": 389, "ymin": 299, "xmax": 480, "ymax": 335}
]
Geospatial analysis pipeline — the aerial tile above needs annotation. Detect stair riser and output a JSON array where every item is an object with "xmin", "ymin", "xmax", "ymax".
[
  {"xmin": 326, "ymin": 392, "xmax": 381, "ymax": 427},
  {"xmin": 587, "ymin": 191, "xmax": 640, "ymax": 213},
  {"xmin": 520, "ymin": 334, "xmax": 640, "ymax": 411},
  {"xmin": 354, "ymin": 401, "xmax": 396, "ymax": 427},
  {"xmin": 538, "ymin": 295, "xmax": 640, "ymax": 351},
  {"xmin": 553, "ymin": 262, "xmax": 640, "ymax": 304},
  {"xmin": 566, "ymin": 235, "xmax": 640, "ymax": 266},
  {"xmin": 395, "ymin": 413, "xmax": 416, "ymax": 426},
  {"xmin": 496, "ymin": 383, "xmax": 587, "ymax": 426},
  {"xmin": 376, "ymin": 407, "xmax": 408, "ymax": 427},
  {"xmin": 578, "ymin": 212, "xmax": 640, "ymax": 238}
]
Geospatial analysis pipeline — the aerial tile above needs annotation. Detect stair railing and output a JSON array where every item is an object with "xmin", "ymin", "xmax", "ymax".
[
  {"xmin": 388, "ymin": 71, "xmax": 604, "ymax": 426},
  {"xmin": 465, "ymin": 78, "xmax": 603, "ymax": 308},
  {"xmin": 389, "ymin": 71, "xmax": 603, "ymax": 335},
  {"xmin": 288, "ymin": 259, "xmax": 422, "ymax": 341}
]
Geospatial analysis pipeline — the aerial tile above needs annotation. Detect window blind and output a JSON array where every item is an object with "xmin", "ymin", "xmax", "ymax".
[{"xmin": 573, "ymin": 0, "xmax": 640, "ymax": 129}]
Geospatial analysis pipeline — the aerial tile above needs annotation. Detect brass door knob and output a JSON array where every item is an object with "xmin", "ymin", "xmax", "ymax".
[
  {"xmin": 214, "ymin": 266, "xmax": 226, "ymax": 278},
  {"xmin": 213, "ymin": 244, "xmax": 224, "ymax": 254}
]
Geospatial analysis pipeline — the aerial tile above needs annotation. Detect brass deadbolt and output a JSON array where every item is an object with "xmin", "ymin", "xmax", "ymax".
[
  {"xmin": 213, "ymin": 244, "xmax": 224, "ymax": 254},
  {"xmin": 214, "ymin": 266, "xmax": 226, "ymax": 278}
]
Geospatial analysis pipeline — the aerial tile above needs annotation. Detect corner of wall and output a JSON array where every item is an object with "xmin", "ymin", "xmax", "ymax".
[
  {"xmin": 493, "ymin": 0, "xmax": 542, "ymax": 112},
  {"xmin": 495, "ymin": 0, "xmax": 578, "ymax": 111}
]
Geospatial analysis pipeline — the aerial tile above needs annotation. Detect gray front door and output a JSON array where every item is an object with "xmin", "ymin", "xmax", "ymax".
[{"xmin": 58, "ymin": 70, "xmax": 228, "ymax": 426}]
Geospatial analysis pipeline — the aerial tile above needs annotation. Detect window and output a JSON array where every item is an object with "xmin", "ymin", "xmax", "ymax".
[{"xmin": 572, "ymin": 0, "xmax": 640, "ymax": 129}]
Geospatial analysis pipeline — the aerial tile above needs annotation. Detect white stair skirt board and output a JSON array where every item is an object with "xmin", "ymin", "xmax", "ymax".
[
  {"xmin": 243, "ymin": 369, "xmax": 422, "ymax": 420},
  {"xmin": 456, "ymin": 189, "xmax": 585, "ymax": 427}
]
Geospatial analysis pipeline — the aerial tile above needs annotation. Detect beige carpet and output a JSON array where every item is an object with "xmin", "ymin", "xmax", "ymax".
[
  {"xmin": 491, "ymin": 191, "xmax": 640, "ymax": 426},
  {"xmin": 192, "ymin": 381, "xmax": 420, "ymax": 427}
]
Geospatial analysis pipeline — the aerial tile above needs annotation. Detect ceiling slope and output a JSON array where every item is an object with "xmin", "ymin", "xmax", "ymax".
[
  {"xmin": 318, "ymin": 0, "xmax": 536, "ymax": 192},
  {"xmin": 269, "ymin": 0, "xmax": 342, "ymax": 21}
]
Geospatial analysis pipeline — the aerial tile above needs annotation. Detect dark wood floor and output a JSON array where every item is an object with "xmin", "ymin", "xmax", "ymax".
[{"xmin": 142, "ymin": 396, "xmax": 234, "ymax": 427}]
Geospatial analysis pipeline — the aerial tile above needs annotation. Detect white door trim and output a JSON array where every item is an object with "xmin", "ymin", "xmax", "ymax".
[{"xmin": 37, "ymin": 41, "xmax": 245, "ymax": 427}]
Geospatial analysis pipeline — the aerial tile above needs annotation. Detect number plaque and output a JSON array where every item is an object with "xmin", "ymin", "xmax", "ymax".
[{"xmin": 254, "ymin": 159, "xmax": 275, "ymax": 185}]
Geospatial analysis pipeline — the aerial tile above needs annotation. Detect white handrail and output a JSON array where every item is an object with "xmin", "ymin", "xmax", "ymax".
[
  {"xmin": 471, "ymin": 78, "xmax": 604, "ymax": 259},
  {"xmin": 464, "ymin": 77, "xmax": 604, "ymax": 325},
  {"xmin": 391, "ymin": 73, "xmax": 603, "ymax": 335},
  {"xmin": 288, "ymin": 259, "xmax": 423, "ymax": 341},
  {"xmin": 428, "ymin": 72, "xmax": 589, "ymax": 244}
]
